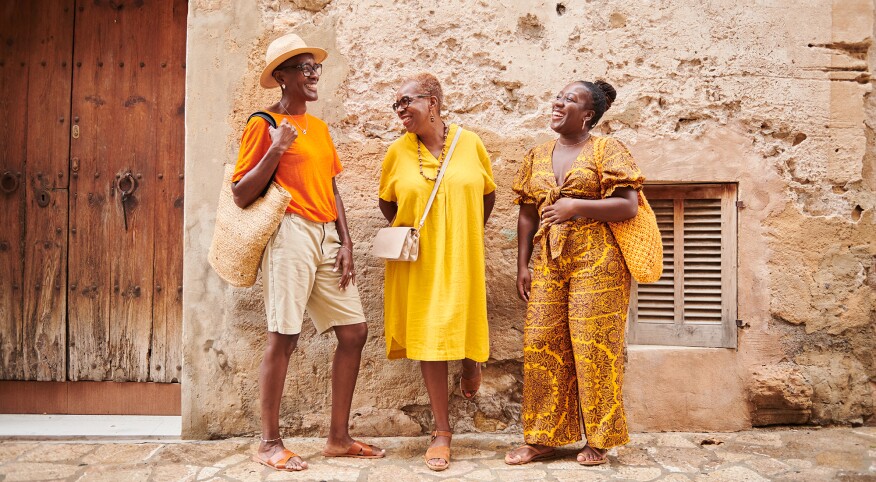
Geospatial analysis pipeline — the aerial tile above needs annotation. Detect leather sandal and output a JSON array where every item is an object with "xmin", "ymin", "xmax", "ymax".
[
  {"xmin": 577, "ymin": 445, "xmax": 608, "ymax": 466},
  {"xmin": 251, "ymin": 448, "xmax": 306, "ymax": 471},
  {"xmin": 322, "ymin": 440, "xmax": 385, "ymax": 459},
  {"xmin": 424, "ymin": 430, "xmax": 452, "ymax": 471},
  {"xmin": 460, "ymin": 363, "xmax": 482, "ymax": 399},
  {"xmin": 504, "ymin": 444, "xmax": 557, "ymax": 465}
]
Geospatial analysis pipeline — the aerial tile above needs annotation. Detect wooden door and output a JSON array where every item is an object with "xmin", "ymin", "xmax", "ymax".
[
  {"xmin": 0, "ymin": 0, "xmax": 74, "ymax": 382},
  {"xmin": 68, "ymin": 0, "xmax": 186, "ymax": 383},
  {"xmin": 0, "ymin": 0, "xmax": 185, "ymax": 409}
]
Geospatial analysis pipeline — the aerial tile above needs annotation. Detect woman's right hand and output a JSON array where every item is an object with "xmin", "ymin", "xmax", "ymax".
[
  {"xmin": 517, "ymin": 267, "xmax": 532, "ymax": 302},
  {"xmin": 269, "ymin": 118, "xmax": 297, "ymax": 152}
]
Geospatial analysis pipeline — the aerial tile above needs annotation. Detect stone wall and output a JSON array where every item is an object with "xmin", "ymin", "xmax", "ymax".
[{"xmin": 183, "ymin": 0, "xmax": 875, "ymax": 438}]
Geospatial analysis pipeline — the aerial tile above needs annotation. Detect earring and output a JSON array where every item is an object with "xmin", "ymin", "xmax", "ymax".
[
  {"xmin": 430, "ymin": 109, "xmax": 435, "ymax": 123},
  {"xmin": 281, "ymin": 84, "xmax": 285, "ymax": 90}
]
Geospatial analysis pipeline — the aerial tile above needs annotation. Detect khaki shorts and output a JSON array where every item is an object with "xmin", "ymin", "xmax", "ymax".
[{"xmin": 261, "ymin": 214, "xmax": 365, "ymax": 335}]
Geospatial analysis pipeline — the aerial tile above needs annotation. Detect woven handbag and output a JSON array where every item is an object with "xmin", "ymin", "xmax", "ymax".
[
  {"xmin": 208, "ymin": 112, "xmax": 292, "ymax": 287},
  {"xmin": 371, "ymin": 127, "xmax": 463, "ymax": 261},
  {"xmin": 595, "ymin": 137, "xmax": 664, "ymax": 284}
]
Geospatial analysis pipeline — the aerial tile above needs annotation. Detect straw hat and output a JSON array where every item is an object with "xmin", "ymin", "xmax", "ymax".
[{"xmin": 259, "ymin": 33, "xmax": 328, "ymax": 89}]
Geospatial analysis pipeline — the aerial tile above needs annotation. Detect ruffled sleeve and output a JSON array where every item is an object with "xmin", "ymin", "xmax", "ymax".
[
  {"xmin": 512, "ymin": 148, "xmax": 537, "ymax": 205},
  {"xmin": 600, "ymin": 137, "xmax": 645, "ymax": 198}
]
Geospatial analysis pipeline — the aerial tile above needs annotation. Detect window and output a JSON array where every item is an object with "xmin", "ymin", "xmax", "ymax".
[{"xmin": 628, "ymin": 184, "xmax": 738, "ymax": 348}]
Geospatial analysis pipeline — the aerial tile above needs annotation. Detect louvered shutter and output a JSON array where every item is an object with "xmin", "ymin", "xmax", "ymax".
[{"xmin": 628, "ymin": 184, "xmax": 737, "ymax": 348}]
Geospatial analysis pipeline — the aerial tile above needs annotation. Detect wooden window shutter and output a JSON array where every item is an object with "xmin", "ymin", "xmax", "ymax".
[{"xmin": 628, "ymin": 184, "xmax": 738, "ymax": 348}]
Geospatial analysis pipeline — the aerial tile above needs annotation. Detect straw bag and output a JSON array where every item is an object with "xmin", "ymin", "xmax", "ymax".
[
  {"xmin": 371, "ymin": 127, "xmax": 463, "ymax": 261},
  {"xmin": 208, "ymin": 112, "xmax": 292, "ymax": 287},
  {"xmin": 595, "ymin": 137, "xmax": 664, "ymax": 284}
]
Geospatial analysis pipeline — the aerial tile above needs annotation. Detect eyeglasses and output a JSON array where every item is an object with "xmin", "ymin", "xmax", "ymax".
[
  {"xmin": 279, "ymin": 63, "xmax": 322, "ymax": 77},
  {"xmin": 392, "ymin": 94, "xmax": 430, "ymax": 112}
]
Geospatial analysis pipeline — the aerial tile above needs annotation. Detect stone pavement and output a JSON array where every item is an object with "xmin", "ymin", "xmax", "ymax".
[{"xmin": 0, "ymin": 427, "xmax": 873, "ymax": 481}]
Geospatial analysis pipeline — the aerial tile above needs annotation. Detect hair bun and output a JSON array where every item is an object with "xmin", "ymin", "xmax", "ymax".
[{"xmin": 594, "ymin": 80, "xmax": 617, "ymax": 110}]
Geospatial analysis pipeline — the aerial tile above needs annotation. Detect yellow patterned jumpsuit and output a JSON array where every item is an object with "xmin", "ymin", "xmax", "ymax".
[{"xmin": 512, "ymin": 136, "xmax": 644, "ymax": 449}]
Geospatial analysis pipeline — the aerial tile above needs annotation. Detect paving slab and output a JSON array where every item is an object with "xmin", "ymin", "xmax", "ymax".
[{"xmin": 0, "ymin": 427, "xmax": 872, "ymax": 481}]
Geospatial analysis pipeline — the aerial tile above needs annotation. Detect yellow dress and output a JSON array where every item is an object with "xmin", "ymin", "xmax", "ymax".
[
  {"xmin": 512, "ymin": 136, "xmax": 644, "ymax": 449},
  {"xmin": 379, "ymin": 124, "xmax": 496, "ymax": 362}
]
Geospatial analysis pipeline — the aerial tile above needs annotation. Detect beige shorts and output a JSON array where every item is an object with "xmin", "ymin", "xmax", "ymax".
[{"xmin": 261, "ymin": 214, "xmax": 365, "ymax": 335}]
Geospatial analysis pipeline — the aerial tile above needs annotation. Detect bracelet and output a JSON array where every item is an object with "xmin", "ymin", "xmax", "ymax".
[{"xmin": 339, "ymin": 245, "xmax": 352, "ymax": 253}]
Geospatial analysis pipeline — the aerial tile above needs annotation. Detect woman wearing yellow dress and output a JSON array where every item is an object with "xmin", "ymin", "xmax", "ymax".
[
  {"xmin": 378, "ymin": 72, "xmax": 496, "ymax": 471},
  {"xmin": 505, "ymin": 80, "xmax": 643, "ymax": 466}
]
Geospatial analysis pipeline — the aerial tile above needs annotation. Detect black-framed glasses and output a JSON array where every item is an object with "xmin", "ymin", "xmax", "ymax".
[
  {"xmin": 279, "ymin": 62, "xmax": 322, "ymax": 77},
  {"xmin": 392, "ymin": 94, "xmax": 430, "ymax": 112}
]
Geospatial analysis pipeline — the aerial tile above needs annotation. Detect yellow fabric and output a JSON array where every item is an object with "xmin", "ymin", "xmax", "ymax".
[
  {"xmin": 512, "ymin": 136, "xmax": 643, "ymax": 449},
  {"xmin": 379, "ymin": 124, "xmax": 496, "ymax": 361},
  {"xmin": 512, "ymin": 136, "xmax": 644, "ymax": 260}
]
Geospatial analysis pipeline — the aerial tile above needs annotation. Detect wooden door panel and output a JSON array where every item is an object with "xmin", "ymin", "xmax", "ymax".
[
  {"xmin": 1, "ymin": 0, "xmax": 73, "ymax": 381},
  {"xmin": 69, "ymin": 0, "xmax": 185, "ymax": 382},
  {"xmin": 0, "ymin": 1, "xmax": 31, "ymax": 380}
]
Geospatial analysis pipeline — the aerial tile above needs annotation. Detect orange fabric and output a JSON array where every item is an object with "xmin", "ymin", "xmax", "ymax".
[{"xmin": 232, "ymin": 112, "xmax": 342, "ymax": 222}]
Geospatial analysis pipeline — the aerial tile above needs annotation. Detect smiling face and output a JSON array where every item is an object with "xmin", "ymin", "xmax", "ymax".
[
  {"xmin": 394, "ymin": 80, "xmax": 436, "ymax": 135},
  {"xmin": 273, "ymin": 53, "xmax": 320, "ymax": 102},
  {"xmin": 550, "ymin": 82, "xmax": 595, "ymax": 135}
]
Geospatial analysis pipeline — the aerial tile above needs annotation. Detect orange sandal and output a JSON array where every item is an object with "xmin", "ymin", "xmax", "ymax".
[
  {"xmin": 460, "ymin": 363, "xmax": 482, "ymax": 399},
  {"xmin": 252, "ymin": 448, "xmax": 306, "ymax": 471},
  {"xmin": 424, "ymin": 430, "xmax": 452, "ymax": 471},
  {"xmin": 322, "ymin": 440, "xmax": 385, "ymax": 459}
]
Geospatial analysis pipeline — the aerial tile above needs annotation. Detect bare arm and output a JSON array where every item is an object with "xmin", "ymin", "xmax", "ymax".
[
  {"xmin": 230, "ymin": 118, "xmax": 297, "ymax": 208},
  {"xmin": 333, "ymin": 179, "xmax": 355, "ymax": 289},
  {"xmin": 516, "ymin": 202, "xmax": 539, "ymax": 302},
  {"xmin": 378, "ymin": 198, "xmax": 398, "ymax": 224},
  {"xmin": 541, "ymin": 187, "xmax": 638, "ymax": 225},
  {"xmin": 483, "ymin": 191, "xmax": 496, "ymax": 226}
]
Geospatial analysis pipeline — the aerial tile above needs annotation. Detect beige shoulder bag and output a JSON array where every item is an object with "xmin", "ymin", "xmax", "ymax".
[{"xmin": 371, "ymin": 127, "xmax": 463, "ymax": 261}]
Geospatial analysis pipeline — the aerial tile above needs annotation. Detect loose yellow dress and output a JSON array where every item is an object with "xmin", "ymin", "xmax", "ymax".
[
  {"xmin": 379, "ymin": 124, "xmax": 496, "ymax": 362},
  {"xmin": 512, "ymin": 136, "xmax": 644, "ymax": 449}
]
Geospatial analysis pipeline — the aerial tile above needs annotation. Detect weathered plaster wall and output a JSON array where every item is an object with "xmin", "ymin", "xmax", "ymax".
[{"xmin": 183, "ymin": 0, "xmax": 875, "ymax": 438}]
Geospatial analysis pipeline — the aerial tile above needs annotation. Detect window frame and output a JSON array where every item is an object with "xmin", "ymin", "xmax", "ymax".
[{"xmin": 628, "ymin": 183, "xmax": 738, "ymax": 348}]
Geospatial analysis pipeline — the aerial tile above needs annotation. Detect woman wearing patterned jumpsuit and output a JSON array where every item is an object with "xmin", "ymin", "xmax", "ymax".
[{"xmin": 505, "ymin": 80, "xmax": 644, "ymax": 466}]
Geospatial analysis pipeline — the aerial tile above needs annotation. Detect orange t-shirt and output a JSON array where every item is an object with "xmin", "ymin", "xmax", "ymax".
[{"xmin": 232, "ymin": 112, "xmax": 342, "ymax": 222}]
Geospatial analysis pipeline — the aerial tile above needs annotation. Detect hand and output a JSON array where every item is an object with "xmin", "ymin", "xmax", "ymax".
[
  {"xmin": 269, "ymin": 118, "xmax": 298, "ymax": 152},
  {"xmin": 333, "ymin": 244, "xmax": 356, "ymax": 290},
  {"xmin": 541, "ymin": 198, "xmax": 579, "ymax": 225},
  {"xmin": 517, "ymin": 267, "xmax": 532, "ymax": 302}
]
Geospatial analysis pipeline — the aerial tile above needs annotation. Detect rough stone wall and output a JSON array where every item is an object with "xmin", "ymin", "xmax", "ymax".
[{"xmin": 183, "ymin": 0, "xmax": 875, "ymax": 438}]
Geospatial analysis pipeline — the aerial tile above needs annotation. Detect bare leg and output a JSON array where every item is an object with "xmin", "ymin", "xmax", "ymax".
[
  {"xmin": 421, "ymin": 360, "xmax": 451, "ymax": 469},
  {"xmin": 460, "ymin": 358, "xmax": 481, "ymax": 397},
  {"xmin": 324, "ymin": 323, "xmax": 384, "ymax": 456},
  {"xmin": 258, "ymin": 332, "xmax": 307, "ymax": 471}
]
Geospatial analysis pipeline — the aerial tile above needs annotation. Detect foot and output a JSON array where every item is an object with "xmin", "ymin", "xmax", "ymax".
[
  {"xmin": 460, "ymin": 361, "xmax": 482, "ymax": 399},
  {"xmin": 256, "ymin": 439, "xmax": 307, "ymax": 471},
  {"xmin": 577, "ymin": 445, "xmax": 608, "ymax": 466},
  {"xmin": 323, "ymin": 437, "xmax": 386, "ymax": 458},
  {"xmin": 504, "ymin": 444, "xmax": 556, "ymax": 465},
  {"xmin": 426, "ymin": 431, "xmax": 451, "ymax": 470}
]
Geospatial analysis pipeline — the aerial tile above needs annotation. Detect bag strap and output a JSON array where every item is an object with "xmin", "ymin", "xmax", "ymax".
[
  {"xmin": 417, "ymin": 126, "xmax": 464, "ymax": 231},
  {"xmin": 247, "ymin": 111, "xmax": 278, "ymax": 129}
]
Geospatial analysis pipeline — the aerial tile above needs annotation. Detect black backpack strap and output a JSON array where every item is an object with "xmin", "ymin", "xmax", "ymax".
[{"xmin": 247, "ymin": 111, "xmax": 277, "ymax": 128}]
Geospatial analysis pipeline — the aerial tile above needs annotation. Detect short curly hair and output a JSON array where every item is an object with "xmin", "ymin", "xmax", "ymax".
[{"xmin": 402, "ymin": 72, "xmax": 444, "ymax": 112}]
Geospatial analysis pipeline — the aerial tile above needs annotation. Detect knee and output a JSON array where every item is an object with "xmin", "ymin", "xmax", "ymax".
[
  {"xmin": 337, "ymin": 323, "xmax": 368, "ymax": 351},
  {"xmin": 266, "ymin": 333, "xmax": 299, "ymax": 358}
]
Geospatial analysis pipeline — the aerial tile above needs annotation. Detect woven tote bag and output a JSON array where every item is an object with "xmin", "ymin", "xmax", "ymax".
[
  {"xmin": 595, "ymin": 137, "xmax": 664, "ymax": 284},
  {"xmin": 208, "ymin": 112, "xmax": 292, "ymax": 287}
]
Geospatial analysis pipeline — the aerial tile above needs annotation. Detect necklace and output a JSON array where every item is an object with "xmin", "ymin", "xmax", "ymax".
[
  {"xmin": 556, "ymin": 133, "xmax": 591, "ymax": 147},
  {"xmin": 280, "ymin": 101, "xmax": 308, "ymax": 135},
  {"xmin": 417, "ymin": 123, "xmax": 449, "ymax": 181}
]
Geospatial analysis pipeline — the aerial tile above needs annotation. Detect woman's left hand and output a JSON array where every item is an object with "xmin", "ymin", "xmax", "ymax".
[
  {"xmin": 334, "ymin": 245, "xmax": 356, "ymax": 290},
  {"xmin": 541, "ymin": 198, "xmax": 579, "ymax": 225}
]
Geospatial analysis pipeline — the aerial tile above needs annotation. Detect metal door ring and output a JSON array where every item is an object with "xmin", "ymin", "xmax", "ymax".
[
  {"xmin": 117, "ymin": 172, "xmax": 137, "ymax": 196},
  {"xmin": 1, "ymin": 171, "xmax": 19, "ymax": 194}
]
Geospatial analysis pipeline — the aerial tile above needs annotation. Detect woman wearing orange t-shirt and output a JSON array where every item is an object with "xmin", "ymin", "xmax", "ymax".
[{"xmin": 232, "ymin": 33, "xmax": 384, "ymax": 472}]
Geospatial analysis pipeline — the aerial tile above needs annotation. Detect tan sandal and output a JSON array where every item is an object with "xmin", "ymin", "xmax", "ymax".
[
  {"xmin": 460, "ymin": 363, "xmax": 482, "ymax": 399},
  {"xmin": 577, "ymin": 445, "xmax": 608, "ymax": 466},
  {"xmin": 424, "ymin": 430, "xmax": 452, "ymax": 471},
  {"xmin": 251, "ymin": 448, "xmax": 306, "ymax": 472},
  {"xmin": 322, "ymin": 440, "xmax": 385, "ymax": 459},
  {"xmin": 504, "ymin": 444, "xmax": 558, "ymax": 465}
]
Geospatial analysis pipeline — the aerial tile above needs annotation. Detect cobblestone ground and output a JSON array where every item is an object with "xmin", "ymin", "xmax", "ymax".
[{"xmin": 0, "ymin": 428, "xmax": 873, "ymax": 481}]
